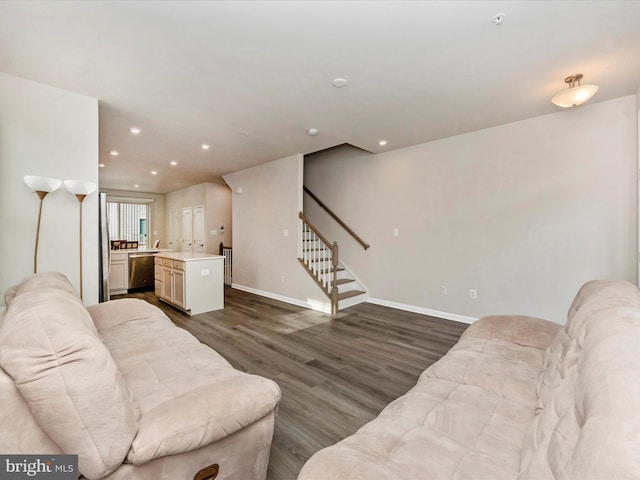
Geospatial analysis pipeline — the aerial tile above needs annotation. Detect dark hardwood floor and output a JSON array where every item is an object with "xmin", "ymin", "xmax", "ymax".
[{"xmin": 115, "ymin": 288, "xmax": 468, "ymax": 480}]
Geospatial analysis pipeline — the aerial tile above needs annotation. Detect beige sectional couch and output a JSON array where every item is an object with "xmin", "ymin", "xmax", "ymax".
[
  {"xmin": 0, "ymin": 272, "xmax": 281, "ymax": 480},
  {"xmin": 298, "ymin": 279, "xmax": 640, "ymax": 480}
]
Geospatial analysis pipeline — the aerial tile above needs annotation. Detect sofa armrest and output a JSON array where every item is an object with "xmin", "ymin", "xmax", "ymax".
[
  {"xmin": 87, "ymin": 299, "xmax": 172, "ymax": 331},
  {"xmin": 127, "ymin": 375, "xmax": 281, "ymax": 465},
  {"xmin": 462, "ymin": 314, "xmax": 561, "ymax": 350}
]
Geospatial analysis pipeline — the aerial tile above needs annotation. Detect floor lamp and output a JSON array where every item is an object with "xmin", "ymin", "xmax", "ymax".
[
  {"xmin": 24, "ymin": 175, "xmax": 62, "ymax": 273},
  {"xmin": 64, "ymin": 180, "xmax": 96, "ymax": 300}
]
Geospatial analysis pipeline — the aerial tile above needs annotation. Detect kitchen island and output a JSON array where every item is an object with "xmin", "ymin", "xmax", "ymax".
[{"xmin": 154, "ymin": 252, "xmax": 224, "ymax": 315}]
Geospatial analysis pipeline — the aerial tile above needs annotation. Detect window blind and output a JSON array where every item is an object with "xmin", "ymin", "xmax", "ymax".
[{"xmin": 107, "ymin": 200, "xmax": 151, "ymax": 246}]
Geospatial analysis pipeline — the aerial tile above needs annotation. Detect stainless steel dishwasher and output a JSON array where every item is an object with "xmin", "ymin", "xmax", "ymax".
[{"xmin": 128, "ymin": 253, "xmax": 156, "ymax": 289}]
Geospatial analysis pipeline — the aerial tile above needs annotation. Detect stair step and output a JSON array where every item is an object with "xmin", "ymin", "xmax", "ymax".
[
  {"xmin": 334, "ymin": 278, "xmax": 354, "ymax": 286},
  {"xmin": 338, "ymin": 290, "xmax": 366, "ymax": 301},
  {"xmin": 320, "ymin": 267, "xmax": 344, "ymax": 274}
]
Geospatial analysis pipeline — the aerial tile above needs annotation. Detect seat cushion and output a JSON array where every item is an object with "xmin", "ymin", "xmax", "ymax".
[
  {"xmin": 89, "ymin": 299, "xmax": 281, "ymax": 465},
  {"xmin": 0, "ymin": 282, "xmax": 138, "ymax": 480}
]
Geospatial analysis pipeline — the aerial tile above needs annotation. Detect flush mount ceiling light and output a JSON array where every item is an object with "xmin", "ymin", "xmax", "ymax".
[
  {"xmin": 551, "ymin": 73, "xmax": 599, "ymax": 108},
  {"xmin": 332, "ymin": 77, "xmax": 349, "ymax": 88},
  {"xmin": 110, "ymin": 150, "xmax": 119, "ymax": 156},
  {"xmin": 201, "ymin": 144, "xmax": 210, "ymax": 150},
  {"xmin": 151, "ymin": 170, "xmax": 158, "ymax": 175},
  {"xmin": 378, "ymin": 140, "xmax": 388, "ymax": 146},
  {"xmin": 307, "ymin": 128, "xmax": 319, "ymax": 136},
  {"xmin": 129, "ymin": 127, "xmax": 141, "ymax": 135},
  {"xmin": 170, "ymin": 161, "xmax": 178, "ymax": 166}
]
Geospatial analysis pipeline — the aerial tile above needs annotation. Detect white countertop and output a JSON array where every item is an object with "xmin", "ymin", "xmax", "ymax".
[
  {"xmin": 155, "ymin": 252, "xmax": 224, "ymax": 261},
  {"xmin": 111, "ymin": 248, "xmax": 172, "ymax": 254}
]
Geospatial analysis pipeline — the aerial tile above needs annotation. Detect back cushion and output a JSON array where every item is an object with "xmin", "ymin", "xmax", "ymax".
[
  {"xmin": 4, "ymin": 272, "xmax": 78, "ymax": 308},
  {"xmin": 0, "ymin": 285, "xmax": 138, "ymax": 480},
  {"xmin": 519, "ymin": 279, "xmax": 640, "ymax": 479}
]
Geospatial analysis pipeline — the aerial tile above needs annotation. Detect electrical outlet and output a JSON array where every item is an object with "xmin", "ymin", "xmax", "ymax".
[
  {"xmin": 440, "ymin": 286, "xmax": 447, "ymax": 295},
  {"xmin": 469, "ymin": 289, "xmax": 477, "ymax": 299}
]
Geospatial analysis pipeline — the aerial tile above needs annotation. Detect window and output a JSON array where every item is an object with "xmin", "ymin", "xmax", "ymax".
[{"xmin": 107, "ymin": 199, "xmax": 152, "ymax": 247}]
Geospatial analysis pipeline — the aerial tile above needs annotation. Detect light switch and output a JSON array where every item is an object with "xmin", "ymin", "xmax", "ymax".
[
  {"xmin": 284, "ymin": 229, "xmax": 289, "ymax": 237},
  {"xmin": 201, "ymin": 269, "xmax": 210, "ymax": 276},
  {"xmin": 393, "ymin": 228, "xmax": 399, "ymax": 237}
]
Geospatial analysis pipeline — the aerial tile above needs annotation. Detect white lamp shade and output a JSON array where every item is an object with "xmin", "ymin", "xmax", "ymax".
[
  {"xmin": 24, "ymin": 175, "xmax": 62, "ymax": 193},
  {"xmin": 64, "ymin": 180, "xmax": 97, "ymax": 196},
  {"xmin": 551, "ymin": 84, "xmax": 599, "ymax": 108}
]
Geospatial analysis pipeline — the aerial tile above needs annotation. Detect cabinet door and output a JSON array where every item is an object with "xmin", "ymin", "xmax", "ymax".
[
  {"xmin": 161, "ymin": 267, "xmax": 173, "ymax": 301},
  {"xmin": 193, "ymin": 205, "xmax": 205, "ymax": 253},
  {"xmin": 173, "ymin": 269, "xmax": 186, "ymax": 308},
  {"xmin": 109, "ymin": 258, "xmax": 128, "ymax": 291}
]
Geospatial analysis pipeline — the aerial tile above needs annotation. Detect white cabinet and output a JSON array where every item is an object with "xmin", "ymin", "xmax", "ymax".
[
  {"xmin": 109, "ymin": 252, "xmax": 128, "ymax": 295},
  {"xmin": 155, "ymin": 253, "xmax": 222, "ymax": 314}
]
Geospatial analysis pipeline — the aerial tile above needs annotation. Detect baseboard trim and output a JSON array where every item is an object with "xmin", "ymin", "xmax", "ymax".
[
  {"xmin": 229, "ymin": 285, "xmax": 477, "ymax": 323},
  {"xmin": 367, "ymin": 297, "xmax": 477, "ymax": 325},
  {"xmin": 231, "ymin": 284, "xmax": 332, "ymax": 314}
]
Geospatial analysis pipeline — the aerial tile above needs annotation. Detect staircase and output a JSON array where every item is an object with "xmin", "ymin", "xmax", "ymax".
[{"xmin": 298, "ymin": 212, "xmax": 367, "ymax": 314}]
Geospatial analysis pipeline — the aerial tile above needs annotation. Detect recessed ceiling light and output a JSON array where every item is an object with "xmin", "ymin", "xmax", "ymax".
[
  {"xmin": 151, "ymin": 170, "xmax": 157, "ymax": 175},
  {"xmin": 170, "ymin": 161, "xmax": 177, "ymax": 166},
  {"xmin": 110, "ymin": 150, "xmax": 119, "ymax": 156},
  {"xmin": 98, "ymin": 163, "xmax": 105, "ymax": 168},
  {"xmin": 201, "ymin": 144, "xmax": 210, "ymax": 150},
  {"xmin": 129, "ymin": 127, "xmax": 141, "ymax": 135},
  {"xmin": 379, "ymin": 140, "xmax": 388, "ymax": 146},
  {"xmin": 308, "ymin": 128, "xmax": 319, "ymax": 136},
  {"xmin": 134, "ymin": 184, "xmax": 140, "ymax": 188},
  {"xmin": 332, "ymin": 77, "xmax": 349, "ymax": 88}
]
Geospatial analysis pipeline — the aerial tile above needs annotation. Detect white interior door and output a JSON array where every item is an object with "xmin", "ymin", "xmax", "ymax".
[
  {"xmin": 168, "ymin": 210, "xmax": 178, "ymax": 251},
  {"xmin": 193, "ymin": 205, "xmax": 205, "ymax": 253},
  {"xmin": 182, "ymin": 207, "xmax": 193, "ymax": 252}
]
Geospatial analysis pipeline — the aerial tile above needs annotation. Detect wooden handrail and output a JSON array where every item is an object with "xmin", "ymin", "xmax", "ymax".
[
  {"xmin": 303, "ymin": 186, "xmax": 370, "ymax": 250},
  {"xmin": 298, "ymin": 211, "xmax": 333, "ymax": 249}
]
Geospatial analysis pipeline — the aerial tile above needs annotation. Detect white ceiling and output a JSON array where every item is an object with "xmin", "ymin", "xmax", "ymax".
[{"xmin": 1, "ymin": 0, "xmax": 640, "ymax": 193}]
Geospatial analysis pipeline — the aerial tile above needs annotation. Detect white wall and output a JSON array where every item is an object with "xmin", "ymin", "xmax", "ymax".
[
  {"xmin": 223, "ymin": 154, "xmax": 331, "ymax": 311},
  {"xmin": 165, "ymin": 182, "xmax": 232, "ymax": 254},
  {"xmin": 205, "ymin": 183, "xmax": 232, "ymax": 253},
  {"xmin": 0, "ymin": 73, "xmax": 99, "ymax": 306},
  {"xmin": 305, "ymin": 95, "xmax": 638, "ymax": 323}
]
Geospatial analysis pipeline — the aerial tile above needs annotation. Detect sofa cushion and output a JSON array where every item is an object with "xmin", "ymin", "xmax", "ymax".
[
  {"xmin": 519, "ymin": 279, "xmax": 640, "ymax": 480},
  {"xmin": 298, "ymin": 314, "xmax": 558, "ymax": 480},
  {"xmin": 88, "ymin": 298, "xmax": 281, "ymax": 464},
  {"xmin": 4, "ymin": 272, "xmax": 78, "ymax": 308},
  {"xmin": 0, "ymin": 285, "xmax": 138, "ymax": 480},
  {"xmin": 424, "ymin": 315, "xmax": 559, "ymax": 408}
]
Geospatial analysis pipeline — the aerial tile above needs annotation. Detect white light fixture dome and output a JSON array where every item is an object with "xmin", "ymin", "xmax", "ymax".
[{"xmin": 551, "ymin": 74, "xmax": 598, "ymax": 108}]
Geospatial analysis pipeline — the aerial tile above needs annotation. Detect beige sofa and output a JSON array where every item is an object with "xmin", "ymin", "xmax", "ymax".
[
  {"xmin": 298, "ymin": 279, "xmax": 640, "ymax": 480},
  {"xmin": 0, "ymin": 272, "xmax": 281, "ymax": 480}
]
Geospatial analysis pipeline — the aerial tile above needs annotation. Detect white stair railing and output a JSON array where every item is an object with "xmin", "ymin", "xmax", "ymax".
[{"xmin": 298, "ymin": 211, "xmax": 339, "ymax": 315}]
